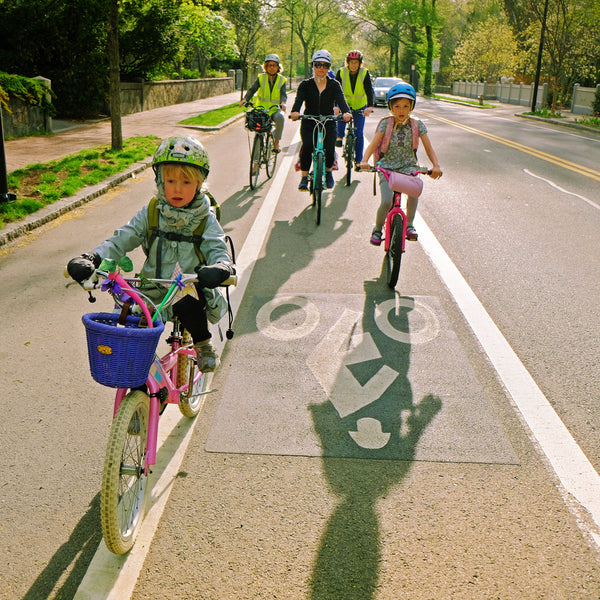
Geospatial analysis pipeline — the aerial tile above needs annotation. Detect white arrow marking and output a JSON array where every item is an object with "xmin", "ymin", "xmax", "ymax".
[
  {"xmin": 307, "ymin": 308, "xmax": 398, "ymax": 418},
  {"xmin": 349, "ymin": 418, "xmax": 391, "ymax": 449}
]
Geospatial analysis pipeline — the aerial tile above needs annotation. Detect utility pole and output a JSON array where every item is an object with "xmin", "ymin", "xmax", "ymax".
[{"xmin": 531, "ymin": 0, "xmax": 549, "ymax": 112}]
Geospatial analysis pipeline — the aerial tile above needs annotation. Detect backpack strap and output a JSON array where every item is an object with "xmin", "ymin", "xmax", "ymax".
[
  {"xmin": 410, "ymin": 117, "xmax": 420, "ymax": 151},
  {"xmin": 374, "ymin": 117, "xmax": 395, "ymax": 162}
]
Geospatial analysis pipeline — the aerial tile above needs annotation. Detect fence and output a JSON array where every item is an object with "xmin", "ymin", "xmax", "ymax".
[
  {"xmin": 571, "ymin": 84, "xmax": 599, "ymax": 115},
  {"xmin": 451, "ymin": 80, "xmax": 548, "ymax": 108}
]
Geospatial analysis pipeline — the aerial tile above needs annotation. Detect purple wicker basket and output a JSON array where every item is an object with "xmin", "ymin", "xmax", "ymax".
[{"xmin": 82, "ymin": 312, "xmax": 164, "ymax": 388}]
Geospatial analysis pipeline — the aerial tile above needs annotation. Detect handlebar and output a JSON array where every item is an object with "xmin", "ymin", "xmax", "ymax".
[
  {"xmin": 288, "ymin": 114, "xmax": 343, "ymax": 122},
  {"xmin": 367, "ymin": 164, "xmax": 433, "ymax": 177},
  {"xmin": 65, "ymin": 269, "xmax": 238, "ymax": 324}
]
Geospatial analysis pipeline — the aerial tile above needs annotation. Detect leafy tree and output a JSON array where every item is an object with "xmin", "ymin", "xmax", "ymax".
[
  {"xmin": 222, "ymin": 0, "xmax": 262, "ymax": 93},
  {"xmin": 451, "ymin": 14, "xmax": 520, "ymax": 81},
  {"xmin": 178, "ymin": 2, "xmax": 239, "ymax": 77}
]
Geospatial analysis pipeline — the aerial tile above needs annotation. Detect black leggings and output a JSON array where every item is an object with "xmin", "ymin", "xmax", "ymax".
[
  {"xmin": 172, "ymin": 294, "xmax": 209, "ymax": 343},
  {"xmin": 300, "ymin": 120, "xmax": 337, "ymax": 171}
]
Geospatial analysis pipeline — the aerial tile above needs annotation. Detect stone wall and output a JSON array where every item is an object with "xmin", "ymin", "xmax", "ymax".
[
  {"xmin": 119, "ymin": 77, "xmax": 234, "ymax": 116},
  {"xmin": 2, "ymin": 98, "xmax": 47, "ymax": 138}
]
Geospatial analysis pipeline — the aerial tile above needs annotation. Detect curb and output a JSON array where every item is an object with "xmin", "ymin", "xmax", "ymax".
[
  {"xmin": 515, "ymin": 112, "xmax": 600, "ymax": 133},
  {"xmin": 0, "ymin": 160, "xmax": 152, "ymax": 249}
]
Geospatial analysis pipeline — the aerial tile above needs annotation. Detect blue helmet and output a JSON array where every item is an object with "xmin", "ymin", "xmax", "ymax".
[{"xmin": 387, "ymin": 82, "xmax": 416, "ymax": 108}]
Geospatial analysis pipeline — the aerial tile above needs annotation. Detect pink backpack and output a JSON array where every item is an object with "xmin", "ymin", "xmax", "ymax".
[{"xmin": 373, "ymin": 117, "xmax": 419, "ymax": 162}]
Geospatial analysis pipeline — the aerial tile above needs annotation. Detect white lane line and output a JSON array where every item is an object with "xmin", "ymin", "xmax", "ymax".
[
  {"xmin": 524, "ymin": 168, "xmax": 599, "ymax": 211},
  {"xmin": 74, "ymin": 131, "xmax": 302, "ymax": 599},
  {"xmin": 415, "ymin": 212, "xmax": 600, "ymax": 546}
]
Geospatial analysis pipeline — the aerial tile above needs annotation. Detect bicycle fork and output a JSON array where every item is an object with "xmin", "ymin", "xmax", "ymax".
[{"xmin": 384, "ymin": 202, "xmax": 407, "ymax": 254}]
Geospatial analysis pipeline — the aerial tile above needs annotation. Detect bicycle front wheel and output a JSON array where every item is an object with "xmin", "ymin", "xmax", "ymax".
[
  {"xmin": 249, "ymin": 134, "xmax": 262, "ymax": 189},
  {"xmin": 101, "ymin": 390, "xmax": 149, "ymax": 555},
  {"xmin": 344, "ymin": 133, "xmax": 355, "ymax": 186},
  {"xmin": 265, "ymin": 134, "xmax": 278, "ymax": 178},
  {"xmin": 386, "ymin": 213, "xmax": 404, "ymax": 289},
  {"xmin": 313, "ymin": 152, "xmax": 324, "ymax": 226}
]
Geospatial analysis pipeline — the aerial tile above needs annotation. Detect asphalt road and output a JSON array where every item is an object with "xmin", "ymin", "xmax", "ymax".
[{"xmin": 1, "ymin": 98, "xmax": 599, "ymax": 599}]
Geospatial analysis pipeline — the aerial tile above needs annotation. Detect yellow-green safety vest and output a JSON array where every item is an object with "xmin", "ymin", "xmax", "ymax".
[
  {"xmin": 340, "ymin": 67, "xmax": 367, "ymax": 110},
  {"xmin": 255, "ymin": 73, "xmax": 287, "ymax": 113}
]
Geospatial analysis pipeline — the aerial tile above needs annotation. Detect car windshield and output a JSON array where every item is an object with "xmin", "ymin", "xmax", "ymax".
[{"xmin": 374, "ymin": 78, "xmax": 398, "ymax": 88}]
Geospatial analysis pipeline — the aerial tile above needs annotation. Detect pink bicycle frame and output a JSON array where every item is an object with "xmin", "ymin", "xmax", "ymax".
[
  {"xmin": 376, "ymin": 167, "xmax": 408, "ymax": 254},
  {"xmin": 107, "ymin": 272, "xmax": 198, "ymax": 474}
]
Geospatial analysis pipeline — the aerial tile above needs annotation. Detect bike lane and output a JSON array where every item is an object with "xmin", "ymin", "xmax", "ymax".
[{"xmin": 117, "ymin": 115, "xmax": 600, "ymax": 598}]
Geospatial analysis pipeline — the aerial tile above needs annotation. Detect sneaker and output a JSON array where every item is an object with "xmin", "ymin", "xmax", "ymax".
[
  {"xmin": 273, "ymin": 148, "xmax": 281, "ymax": 154},
  {"xmin": 354, "ymin": 162, "xmax": 362, "ymax": 172},
  {"xmin": 326, "ymin": 171, "xmax": 334, "ymax": 188},
  {"xmin": 298, "ymin": 176, "xmax": 309, "ymax": 191},
  {"xmin": 406, "ymin": 225, "xmax": 418, "ymax": 241},
  {"xmin": 194, "ymin": 341, "xmax": 220, "ymax": 373},
  {"xmin": 370, "ymin": 228, "xmax": 383, "ymax": 246},
  {"xmin": 335, "ymin": 138, "xmax": 343, "ymax": 147}
]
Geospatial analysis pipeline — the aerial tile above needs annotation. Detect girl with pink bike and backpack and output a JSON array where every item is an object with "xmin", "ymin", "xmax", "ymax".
[{"xmin": 360, "ymin": 82, "xmax": 442, "ymax": 244}]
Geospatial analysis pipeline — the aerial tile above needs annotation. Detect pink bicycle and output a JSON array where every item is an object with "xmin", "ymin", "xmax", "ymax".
[
  {"xmin": 68, "ymin": 263, "xmax": 236, "ymax": 554},
  {"xmin": 370, "ymin": 165, "xmax": 431, "ymax": 288}
]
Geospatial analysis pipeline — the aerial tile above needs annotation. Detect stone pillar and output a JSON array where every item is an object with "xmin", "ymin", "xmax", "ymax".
[{"xmin": 33, "ymin": 75, "xmax": 52, "ymax": 133}]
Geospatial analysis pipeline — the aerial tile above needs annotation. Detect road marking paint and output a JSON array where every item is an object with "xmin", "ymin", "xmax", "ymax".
[
  {"xmin": 256, "ymin": 295, "xmax": 320, "ymax": 340},
  {"xmin": 74, "ymin": 131, "xmax": 302, "ymax": 598},
  {"xmin": 524, "ymin": 168, "xmax": 599, "ymax": 211},
  {"xmin": 417, "ymin": 110, "xmax": 600, "ymax": 182},
  {"xmin": 415, "ymin": 211, "xmax": 600, "ymax": 546}
]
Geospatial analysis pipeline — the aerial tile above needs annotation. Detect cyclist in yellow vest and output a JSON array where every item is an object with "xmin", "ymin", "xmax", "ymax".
[
  {"xmin": 335, "ymin": 50, "xmax": 374, "ymax": 169},
  {"xmin": 240, "ymin": 54, "xmax": 287, "ymax": 152}
]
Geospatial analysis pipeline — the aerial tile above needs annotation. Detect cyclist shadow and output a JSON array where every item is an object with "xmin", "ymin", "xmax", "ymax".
[
  {"xmin": 308, "ymin": 279, "xmax": 441, "ymax": 600},
  {"xmin": 244, "ymin": 178, "xmax": 355, "ymax": 300}
]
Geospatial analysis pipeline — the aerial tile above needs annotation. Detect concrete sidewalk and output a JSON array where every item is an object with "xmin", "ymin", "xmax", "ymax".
[{"xmin": 4, "ymin": 90, "xmax": 242, "ymax": 173}]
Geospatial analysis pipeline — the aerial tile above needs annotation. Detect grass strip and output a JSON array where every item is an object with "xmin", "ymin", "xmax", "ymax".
[
  {"xmin": 2, "ymin": 135, "xmax": 160, "ymax": 229},
  {"xmin": 179, "ymin": 102, "xmax": 245, "ymax": 127}
]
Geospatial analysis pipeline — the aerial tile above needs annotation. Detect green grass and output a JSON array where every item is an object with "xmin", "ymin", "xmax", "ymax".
[
  {"xmin": 1, "ymin": 135, "xmax": 160, "ymax": 229},
  {"xmin": 179, "ymin": 102, "xmax": 245, "ymax": 127},
  {"xmin": 431, "ymin": 94, "xmax": 496, "ymax": 108},
  {"xmin": 574, "ymin": 115, "xmax": 600, "ymax": 129},
  {"xmin": 523, "ymin": 108, "xmax": 564, "ymax": 118}
]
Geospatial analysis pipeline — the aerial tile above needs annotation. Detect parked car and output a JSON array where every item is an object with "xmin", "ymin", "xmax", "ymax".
[{"xmin": 373, "ymin": 77, "xmax": 405, "ymax": 106}]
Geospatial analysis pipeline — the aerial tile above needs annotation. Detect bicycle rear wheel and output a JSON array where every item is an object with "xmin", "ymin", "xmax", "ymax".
[
  {"xmin": 313, "ymin": 153, "xmax": 324, "ymax": 225},
  {"xmin": 101, "ymin": 390, "xmax": 149, "ymax": 554},
  {"xmin": 265, "ymin": 134, "xmax": 278, "ymax": 178},
  {"xmin": 249, "ymin": 134, "xmax": 262, "ymax": 189},
  {"xmin": 386, "ymin": 213, "xmax": 404, "ymax": 289},
  {"xmin": 344, "ymin": 132, "xmax": 355, "ymax": 186}
]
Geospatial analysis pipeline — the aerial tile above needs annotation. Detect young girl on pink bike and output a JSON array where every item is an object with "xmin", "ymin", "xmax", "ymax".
[{"xmin": 360, "ymin": 82, "xmax": 442, "ymax": 243}]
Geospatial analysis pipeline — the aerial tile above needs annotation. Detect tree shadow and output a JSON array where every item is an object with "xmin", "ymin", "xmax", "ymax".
[
  {"xmin": 308, "ymin": 278, "xmax": 441, "ymax": 600},
  {"xmin": 22, "ymin": 494, "xmax": 102, "ymax": 600}
]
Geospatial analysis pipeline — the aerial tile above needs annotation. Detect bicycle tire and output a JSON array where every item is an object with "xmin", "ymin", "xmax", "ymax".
[
  {"xmin": 386, "ymin": 213, "xmax": 404, "ymax": 289},
  {"xmin": 344, "ymin": 133, "xmax": 355, "ymax": 186},
  {"xmin": 314, "ymin": 152, "xmax": 324, "ymax": 225},
  {"xmin": 249, "ymin": 134, "xmax": 262, "ymax": 189},
  {"xmin": 179, "ymin": 358, "xmax": 208, "ymax": 418},
  {"xmin": 101, "ymin": 390, "xmax": 149, "ymax": 554},
  {"xmin": 265, "ymin": 134, "xmax": 277, "ymax": 178},
  {"xmin": 176, "ymin": 330, "xmax": 207, "ymax": 418}
]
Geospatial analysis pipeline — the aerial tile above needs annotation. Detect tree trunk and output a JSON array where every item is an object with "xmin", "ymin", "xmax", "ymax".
[{"xmin": 108, "ymin": 0, "xmax": 122, "ymax": 151}]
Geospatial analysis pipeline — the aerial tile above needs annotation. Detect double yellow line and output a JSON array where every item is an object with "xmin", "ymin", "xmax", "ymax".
[{"xmin": 417, "ymin": 110, "xmax": 600, "ymax": 182}]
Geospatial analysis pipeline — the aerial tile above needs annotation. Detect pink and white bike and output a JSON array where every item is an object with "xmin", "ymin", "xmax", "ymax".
[{"xmin": 68, "ymin": 264, "xmax": 236, "ymax": 554}]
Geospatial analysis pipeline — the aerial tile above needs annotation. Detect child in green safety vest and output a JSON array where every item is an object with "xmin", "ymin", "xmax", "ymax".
[
  {"xmin": 240, "ymin": 54, "xmax": 287, "ymax": 152},
  {"xmin": 335, "ymin": 50, "xmax": 375, "ymax": 169},
  {"xmin": 67, "ymin": 136, "xmax": 235, "ymax": 373}
]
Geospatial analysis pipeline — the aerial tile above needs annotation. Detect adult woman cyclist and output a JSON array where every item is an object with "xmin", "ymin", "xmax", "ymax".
[
  {"xmin": 290, "ymin": 49, "xmax": 352, "ymax": 190},
  {"xmin": 240, "ymin": 54, "xmax": 287, "ymax": 152}
]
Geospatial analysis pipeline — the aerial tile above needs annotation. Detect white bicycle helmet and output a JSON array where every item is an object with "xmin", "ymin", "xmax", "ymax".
[
  {"xmin": 311, "ymin": 49, "xmax": 332, "ymax": 66},
  {"xmin": 264, "ymin": 53, "xmax": 281, "ymax": 64}
]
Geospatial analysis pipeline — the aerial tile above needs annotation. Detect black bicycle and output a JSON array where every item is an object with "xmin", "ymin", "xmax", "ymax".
[
  {"xmin": 244, "ymin": 103, "xmax": 278, "ymax": 189},
  {"xmin": 342, "ymin": 110, "xmax": 363, "ymax": 186}
]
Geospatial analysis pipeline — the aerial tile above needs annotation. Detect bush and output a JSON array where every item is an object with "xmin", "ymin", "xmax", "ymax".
[{"xmin": 0, "ymin": 72, "xmax": 56, "ymax": 116}]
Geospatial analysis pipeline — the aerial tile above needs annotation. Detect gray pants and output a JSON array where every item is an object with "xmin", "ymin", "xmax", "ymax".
[{"xmin": 271, "ymin": 109, "xmax": 285, "ymax": 141}]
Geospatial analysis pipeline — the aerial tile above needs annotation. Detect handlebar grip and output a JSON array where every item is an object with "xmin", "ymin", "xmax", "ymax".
[{"xmin": 222, "ymin": 274, "xmax": 238, "ymax": 286}]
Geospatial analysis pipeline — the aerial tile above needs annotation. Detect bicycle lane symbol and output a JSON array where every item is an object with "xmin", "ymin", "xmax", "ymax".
[{"xmin": 256, "ymin": 294, "xmax": 440, "ymax": 450}]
